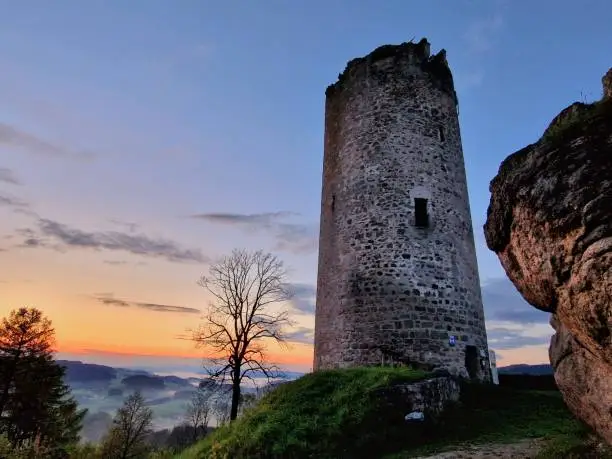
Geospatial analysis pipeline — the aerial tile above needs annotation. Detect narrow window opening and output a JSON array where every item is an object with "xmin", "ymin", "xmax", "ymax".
[
  {"xmin": 331, "ymin": 195, "xmax": 336, "ymax": 212},
  {"xmin": 438, "ymin": 126, "xmax": 445, "ymax": 142},
  {"xmin": 414, "ymin": 198, "xmax": 429, "ymax": 228}
]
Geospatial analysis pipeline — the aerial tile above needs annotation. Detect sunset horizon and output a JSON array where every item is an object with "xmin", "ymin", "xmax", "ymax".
[{"xmin": 2, "ymin": 0, "xmax": 606, "ymax": 380}]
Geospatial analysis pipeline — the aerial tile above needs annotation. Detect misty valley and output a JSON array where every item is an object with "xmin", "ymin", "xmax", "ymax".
[{"xmin": 63, "ymin": 360, "xmax": 301, "ymax": 443}]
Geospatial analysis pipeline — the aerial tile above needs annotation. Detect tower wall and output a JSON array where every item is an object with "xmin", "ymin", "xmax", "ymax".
[{"xmin": 313, "ymin": 39, "xmax": 490, "ymax": 380}]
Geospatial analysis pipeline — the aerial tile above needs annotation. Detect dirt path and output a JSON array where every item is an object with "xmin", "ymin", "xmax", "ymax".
[{"xmin": 414, "ymin": 439, "xmax": 546, "ymax": 459}]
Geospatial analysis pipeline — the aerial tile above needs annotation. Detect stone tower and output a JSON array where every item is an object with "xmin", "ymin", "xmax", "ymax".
[{"xmin": 313, "ymin": 38, "xmax": 490, "ymax": 381}]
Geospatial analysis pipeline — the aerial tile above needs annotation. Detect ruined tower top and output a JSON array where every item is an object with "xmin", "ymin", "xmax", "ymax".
[{"xmin": 325, "ymin": 38, "xmax": 457, "ymax": 104}]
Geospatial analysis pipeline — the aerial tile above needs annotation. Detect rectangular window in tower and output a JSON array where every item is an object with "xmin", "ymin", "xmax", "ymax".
[
  {"xmin": 414, "ymin": 198, "xmax": 429, "ymax": 228},
  {"xmin": 331, "ymin": 195, "xmax": 336, "ymax": 212},
  {"xmin": 438, "ymin": 126, "xmax": 445, "ymax": 142}
]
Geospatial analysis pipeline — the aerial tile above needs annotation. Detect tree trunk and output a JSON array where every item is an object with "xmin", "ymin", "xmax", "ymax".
[{"xmin": 229, "ymin": 368, "xmax": 241, "ymax": 421}]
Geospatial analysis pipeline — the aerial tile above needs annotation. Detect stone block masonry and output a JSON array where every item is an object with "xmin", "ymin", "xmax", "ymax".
[{"xmin": 313, "ymin": 38, "xmax": 491, "ymax": 381}]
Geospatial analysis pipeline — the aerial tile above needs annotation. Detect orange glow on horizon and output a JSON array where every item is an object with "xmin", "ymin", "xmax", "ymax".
[
  {"xmin": 2, "ymin": 263, "xmax": 547, "ymax": 373},
  {"xmin": 56, "ymin": 338, "xmax": 547, "ymax": 370},
  {"xmin": 57, "ymin": 339, "xmax": 315, "ymax": 367}
]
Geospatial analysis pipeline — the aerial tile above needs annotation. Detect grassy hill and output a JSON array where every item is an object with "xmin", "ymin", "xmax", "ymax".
[
  {"xmin": 175, "ymin": 367, "xmax": 608, "ymax": 459},
  {"xmin": 178, "ymin": 367, "xmax": 429, "ymax": 458}
]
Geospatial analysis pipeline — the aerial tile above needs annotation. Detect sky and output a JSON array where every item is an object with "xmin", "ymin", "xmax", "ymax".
[{"xmin": 1, "ymin": 0, "xmax": 611, "ymax": 375}]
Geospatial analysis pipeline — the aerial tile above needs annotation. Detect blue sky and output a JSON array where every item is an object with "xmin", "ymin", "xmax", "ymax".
[{"xmin": 1, "ymin": 0, "xmax": 611, "ymax": 373}]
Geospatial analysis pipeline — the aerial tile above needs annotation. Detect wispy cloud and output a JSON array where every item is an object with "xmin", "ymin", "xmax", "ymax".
[
  {"xmin": 191, "ymin": 211, "xmax": 296, "ymax": 225},
  {"xmin": 286, "ymin": 283, "xmax": 316, "ymax": 315},
  {"xmin": 103, "ymin": 259, "xmax": 148, "ymax": 267},
  {"xmin": 275, "ymin": 223, "xmax": 319, "ymax": 255},
  {"xmin": 16, "ymin": 217, "xmax": 209, "ymax": 264},
  {"xmin": 285, "ymin": 326, "xmax": 314, "ymax": 345},
  {"xmin": 14, "ymin": 228, "xmax": 50, "ymax": 248},
  {"xmin": 0, "ymin": 167, "xmax": 21, "ymax": 185},
  {"xmin": 0, "ymin": 123, "xmax": 95, "ymax": 160},
  {"xmin": 482, "ymin": 277, "xmax": 550, "ymax": 325},
  {"xmin": 464, "ymin": 14, "xmax": 503, "ymax": 54},
  {"xmin": 0, "ymin": 193, "xmax": 29, "ymax": 209},
  {"xmin": 0, "ymin": 191, "xmax": 35, "ymax": 218},
  {"xmin": 107, "ymin": 218, "xmax": 140, "ymax": 233},
  {"xmin": 190, "ymin": 211, "xmax": 318, "ymax": 255},
  {"xmin": 94, "ymin": 293, "xmax": 201, "ymax": 314},
  {"xmin": 481, "ymin": 276, "xmax": 551, "ymax": 351},
  {"xmin": 459, "ymin": 5, "xmax": 506, "ymax": 90},
  {"xmin": 486, "ymin": 327, "xmax": 549, "ymax": 350}
]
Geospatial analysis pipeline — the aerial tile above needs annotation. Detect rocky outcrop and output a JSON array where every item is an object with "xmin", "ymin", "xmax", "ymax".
[
  {"xmin": 376, "ymin": 376, "xmax": 461, "ymax": 422},
  {"xmin": 603, "ymin": 68, "xmax": 612, "ymax": 100},
  {"xmin": 396, "ymin": 376, "xmax": 461, "ymax": 420},
  {"xmin": 483, "ymin": 68, "xmax": 612, "ymax": 444},
  {"xmin": 549, "ymin": 316, "xmax": 612, "ymax": 444}
]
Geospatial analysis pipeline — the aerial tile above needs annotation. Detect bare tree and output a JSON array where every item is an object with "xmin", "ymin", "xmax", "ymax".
[
  {"xmin": 184, "ymin": 388, "xmax": 210, "ymax": 442},
  {"xmin": 99, "ymin": 391, "xmax": 153, "ymax": 459},
  {"xmin": 211, "ymin": 397, "xmax": 231, "ymax": 427},
  {"xmin": 192, "ymin": 249, "xmax": 294, "ymax": 421}
]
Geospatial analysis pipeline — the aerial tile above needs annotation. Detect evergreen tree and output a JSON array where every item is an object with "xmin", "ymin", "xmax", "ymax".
[
  {"xmin": 0, "ymin": 307, "xmax": 86, "ymax": 456},
  {"xmin": 0, "ymin": 308, "xmax": 55, "ymax": 420}
]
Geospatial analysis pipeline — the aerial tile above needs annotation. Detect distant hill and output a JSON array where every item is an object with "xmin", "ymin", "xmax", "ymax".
[
  {"xmin": 497, "ymin": 364, "xmax": 553, "ymax": 375},
  {"xmin": 122, "ymin": 374, "xmax": 166, "ymax": 390},
  {"xmin": 57, "ymin": 360, "xmax": 198, "ymax": 388},
  {"xmin": 58, "ymin": 360, "xmax": 117, "ymax": 383},
  {"xmin": 60, "ymin": 358, "xmax": 550, "ymax": 385}
]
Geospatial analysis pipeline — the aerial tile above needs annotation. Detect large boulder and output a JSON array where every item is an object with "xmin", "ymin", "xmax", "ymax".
[{"xmin": 483, "ymin": 68, "xmax": 612, "ymax": 444}]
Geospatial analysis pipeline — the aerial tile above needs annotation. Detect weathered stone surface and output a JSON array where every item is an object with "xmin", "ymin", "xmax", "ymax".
[
  {"xmin": 603, "ymin": 68, "xmax": 612, "ymax": 100},
  {"xmin": 549, "ymin": 316, "xmax": 612, "ymax": 445},
  {"xmin": 376, "ymin": 376, "xmax": 461, "ymax": 421},
  {"xmin": 484, "ymin": 68, "xmax": 612, "ymax": 444},
  {"xmin": 314, "ymin": 38, "xmax": 490, "ymax": 381}
]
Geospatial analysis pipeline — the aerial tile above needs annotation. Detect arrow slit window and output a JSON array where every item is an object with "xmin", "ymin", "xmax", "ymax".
[{"xmin": 414, "ymin": 198, "xmax": 429, "ymax": 228}]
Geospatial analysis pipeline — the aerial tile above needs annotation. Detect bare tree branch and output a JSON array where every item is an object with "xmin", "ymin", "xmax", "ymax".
[{"xmin": 189, "ymin": 249, "xmax": 295, "ymax": 421}]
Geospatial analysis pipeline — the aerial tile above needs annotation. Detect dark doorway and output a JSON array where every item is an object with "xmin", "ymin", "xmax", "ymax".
[
  {"xmin": 465, "ymin": 345, "xmax": 480, "ymax": 380},
  {"xmin": 414, "ymin": 198, "xmax": 429, "ymax": 228}
]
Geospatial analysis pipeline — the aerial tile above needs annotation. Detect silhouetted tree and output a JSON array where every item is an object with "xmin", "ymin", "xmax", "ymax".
[
  {"xmin": 0, "ymin": 308, "xmax": 55, "ymax": 419},
  {"xmin": 0, "ymin": 307, "xmax": 86, "ymax": 456},
  {"xmin": 192, "ymin": 249, "xmax": 295, "ymax": 421},
  {"xmin": 184, "ymin": 388, "xmax": 210, "ymax": 442},
  {"xmin": 99, "ymin": 391, "xmax": 153, "ymax": 459}
]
